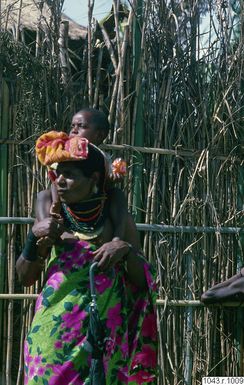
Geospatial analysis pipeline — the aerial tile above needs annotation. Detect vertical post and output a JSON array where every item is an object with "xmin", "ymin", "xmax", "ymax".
[
  {"xmin": 16, "ymin": 0, "xmax": 23, "ymax": 41},
  {"xmin": 88, "ymin": 0, "xmax": 94, "ymax": 107},
  {"xmin": 132, "ymin": 0, "xmax": 143, "ymax": 223},
  {"xmin": 236, "ymin": 166, "xmax": 244, "ymax": 373},
  {"xmin": 183, "ymin": 252, "xmax": 193, "ymax": 385},
  {"xmin": 35, "ymin": 1, "xmax": 44, "ymax": 58},
  {"xmin": 58, "ymin": 20, "xmax": 70, "ymax": 86},
  {"xmin": 0, "ymin": 0, "xmax": 2, "ymax": 32},
  {"xmin": 0, "ymin": 77, "xmax": 8, "ymax": 381},
  {"xmin": 236, "ymin": 1, "xmax": 244, "ymax": 372}
]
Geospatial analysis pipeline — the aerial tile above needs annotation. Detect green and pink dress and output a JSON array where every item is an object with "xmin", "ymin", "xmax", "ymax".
[{"xmin": 24, "ymin": 240, "xmax": 157, "ymax": 385}]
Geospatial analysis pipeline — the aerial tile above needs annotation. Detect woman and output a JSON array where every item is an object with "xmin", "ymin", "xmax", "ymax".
[{"xmin": 16, "ymin": 131, "xmax": 157, "ymax": 385}]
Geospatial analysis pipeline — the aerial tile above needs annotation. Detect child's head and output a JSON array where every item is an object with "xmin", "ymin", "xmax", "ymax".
[{"xmin": 69, "ymin": 108, "xmax": 110, "ymax": 146}]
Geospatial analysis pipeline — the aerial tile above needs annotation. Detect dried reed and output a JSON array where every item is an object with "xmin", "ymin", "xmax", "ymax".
[{"xmin": 0, "ymin": 0, "xmax": 243, "ymax": 384}]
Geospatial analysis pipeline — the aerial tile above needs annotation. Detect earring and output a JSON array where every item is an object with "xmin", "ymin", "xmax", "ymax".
[{"xmin": 93, "ymin": 184, "xmax": 98, "ymax": 194}]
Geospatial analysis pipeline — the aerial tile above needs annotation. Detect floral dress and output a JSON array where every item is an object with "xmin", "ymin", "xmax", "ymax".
[{"xmin": 24, "ymin": 240, "xmax": 157, "ymax": 385}]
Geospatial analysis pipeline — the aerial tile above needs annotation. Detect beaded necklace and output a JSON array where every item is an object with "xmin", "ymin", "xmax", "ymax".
[{"xmin": 61, "ymin": 194, "xmax": 107, "ymax": 234}]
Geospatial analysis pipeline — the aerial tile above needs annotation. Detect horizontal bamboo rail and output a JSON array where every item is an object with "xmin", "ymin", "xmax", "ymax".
[
  {"xmin": 0, "ymin": 217, "xmax": 243, "ymax": 234},
  {"xmin": 0, "ymin": 294, "xmax": 244, "ymax": 308},
  {"xmin": 0, "ymin": 139, "xmax": 241, "ymax": 161},
  {"xmin": 0, "ymin": 294, "xmax": 38, "ymax": 300},
  {"xmin": 156, "ymin": 299, "xmax": 244, "ymax": 307},
  {"xmin": 136, "ymin": 223, "xmax": 244, "ymax": 234}
]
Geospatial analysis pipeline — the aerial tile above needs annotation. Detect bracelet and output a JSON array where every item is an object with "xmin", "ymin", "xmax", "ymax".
[
  {"xmin": 123, "ymin": 242, "xmax": 134, "ymax": 261},
  {"xmin": 38, "ymin": 256, "xmax": 46, "ymax": 268},
  {"xmin": 22, "ymin": 230, "xmax": 39, "ymax": 262}
]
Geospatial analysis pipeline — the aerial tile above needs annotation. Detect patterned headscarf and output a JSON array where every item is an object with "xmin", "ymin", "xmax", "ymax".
[{"xmin": 36, "ymin": 131, "xmax": 89, "ymax": 166}]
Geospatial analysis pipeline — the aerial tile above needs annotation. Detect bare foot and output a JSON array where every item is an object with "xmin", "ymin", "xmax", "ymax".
[{"xmin": 201, "ymin": 269, "xmax": 244, "ymax": 304}]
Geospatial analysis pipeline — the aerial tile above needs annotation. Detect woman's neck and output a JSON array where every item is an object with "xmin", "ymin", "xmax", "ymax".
[
  {"xmin": 67, "ymin": 192, "xmax": 106, "ymax": 209},
  {"xmin": 61, "ymin": 193, "xmax": 108, "ymax": 234}
]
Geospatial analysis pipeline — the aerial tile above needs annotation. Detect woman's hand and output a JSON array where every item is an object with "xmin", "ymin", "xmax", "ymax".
[{"xmin": 93, "ymin": 237, "xmax": 131, "ymax": 270}]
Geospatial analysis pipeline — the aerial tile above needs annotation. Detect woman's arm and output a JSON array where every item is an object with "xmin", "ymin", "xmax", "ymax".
[
  {"xmin": 108, "ymin": 188, "xmax": 128, "ymax": 240},
  {"xmin": 16, "ymin": 254, "xmax": 45, "ymax": 287},
  {"xmin": 93, "ymin": 214, "xmax": 147, "ymax": 289},
  {"xmin": 123, "ymin": 214, "xmax": 147, "ymax": 289}
]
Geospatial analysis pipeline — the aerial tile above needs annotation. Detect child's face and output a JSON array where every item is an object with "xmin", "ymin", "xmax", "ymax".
[{"xmin": 69, "ymin": 112, "xmax": 105, "ymax": 146}]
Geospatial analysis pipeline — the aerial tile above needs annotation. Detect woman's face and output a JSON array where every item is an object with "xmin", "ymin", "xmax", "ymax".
[{"xmin": 55, "ymin": 162, "xmax": 94, "ymax": 204}]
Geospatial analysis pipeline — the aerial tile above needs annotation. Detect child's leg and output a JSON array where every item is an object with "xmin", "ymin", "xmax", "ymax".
[{"xmin": 35, "ymin": 189, "xmax": 52, "ymax": 221}]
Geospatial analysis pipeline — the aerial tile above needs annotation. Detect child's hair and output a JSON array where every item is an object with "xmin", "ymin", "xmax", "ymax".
[{"xmin": 74, "ymin": 108, "xmax": 110, "ymax": 137}]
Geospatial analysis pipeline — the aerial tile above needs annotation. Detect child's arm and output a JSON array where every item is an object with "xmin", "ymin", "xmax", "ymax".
[
  {"xmin": 35, "ymin": 184, "xmax": 58, "ymax": 221},
  {"xmin": 107, "ymin": 187, "xmax": 128, "ymax": 240},
  {"xmin": 35, "ymin": 189, "xmax": 52, "ymax": 221}
]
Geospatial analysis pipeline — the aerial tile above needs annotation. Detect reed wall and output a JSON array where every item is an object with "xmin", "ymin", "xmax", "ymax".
[{"xmin": 0, "ymin": 1, "xmax": 243, "ymax": 384}]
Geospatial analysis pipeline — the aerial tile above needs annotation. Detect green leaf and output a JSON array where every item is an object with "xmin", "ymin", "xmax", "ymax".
[
  {"xmin": 50, "ymin": 327, "xmax": 58, "ymax": 337},
  {"xmin": 56, "ymin": 352, "xmax": 64, "ymax": 360},
  {"xmin": 53, "ymin": 360, "xmax": 62, "ymax": 365},
  {"xmin": 64, "ymin": 302, "xmax": 73, "ymax": 311},
  {"xmin": 52, "ymin": 314, "xmax": 61, "ymax": 322},
  {"xmin": 27, "ymin": 336, "xmax": 33, "ymax": 345},
  {"xmin": 63, "ymin": 344, "xmax": 72, "ymax": 356},
  {"xmin": 37, "ymin": 346, "xmax": 42, "ymax": 355},
  {"xmin": 70, "ymin": 289, "xmax": 79, "ymax": 296},
  {"xmin": 44, "ymin": 286, "xmax": 54, "ymax": 298},
  {"xmin": 42, "ymin": 379, "xmax": 49, "ymax": 385},
  {"xmin": 32, "ymin": 325, "xmax": 41, "ymax": 333},
  {"xmin": 42, "ymin": 298, "xmax": 50, "ymax": 308}
]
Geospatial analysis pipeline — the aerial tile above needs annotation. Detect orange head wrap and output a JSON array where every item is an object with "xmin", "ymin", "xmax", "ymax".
[{"xmin": 35, "ymin": 131, "xmax": 89, "ymax": 166}]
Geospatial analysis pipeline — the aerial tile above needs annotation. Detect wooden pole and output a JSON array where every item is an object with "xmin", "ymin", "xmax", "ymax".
[
  {"xmin": 0, "ymin": 76, "xmax": 8, "ymax": 385},
  {"xmin": 131, "ymin": 0, "xmax": 144, "ymax": 223},
  {"xmin": 58, "ymin": 20, "xmax": 71, "ymax": 85},
  {"xmin": 15, "ymin": 0, "xmax": 23, "ymax": 42},
  {"xmin": 87, "ymin": 0, "xmax": 94, "ymax": 106}
]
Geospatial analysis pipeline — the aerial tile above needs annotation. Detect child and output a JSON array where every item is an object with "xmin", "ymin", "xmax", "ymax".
[{"xmin": 36, "ymin": 108, "xmax": 128, "ymax": 241}]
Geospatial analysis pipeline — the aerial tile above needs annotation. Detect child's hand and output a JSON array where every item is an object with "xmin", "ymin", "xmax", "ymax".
[
  {"xmin": 33, "ymin": 217, "xmax": 64, "ymax": 245},
  {"xmin": 50, "ymin": 200, "xmax": 62, "ymax": 220}
]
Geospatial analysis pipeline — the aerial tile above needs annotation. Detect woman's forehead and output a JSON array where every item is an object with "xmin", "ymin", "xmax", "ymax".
[{"xmin": 57, "ymin": 161, "xmax": 83, "ymax": 172}]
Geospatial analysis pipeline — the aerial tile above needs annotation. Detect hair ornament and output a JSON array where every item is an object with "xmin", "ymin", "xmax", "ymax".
[{"xmin": 112, "ymin": 158, "xmax": 127, "ymax": 177}]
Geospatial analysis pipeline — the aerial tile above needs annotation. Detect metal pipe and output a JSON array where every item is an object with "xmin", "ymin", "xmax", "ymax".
[
  {"xmin": 1, "ymin": 295, "xmax": 244, "ymax": 307},
  {"xmin": 136, "ymin": 223, "xmax": 244, "ymax": 234},
  {"xmin": 0, "ymin": 218, "xmax": 243, "ymax": 234},
  {"xmin": 0, "ymin": 217, "xmax": 34, "ymax": 224}
]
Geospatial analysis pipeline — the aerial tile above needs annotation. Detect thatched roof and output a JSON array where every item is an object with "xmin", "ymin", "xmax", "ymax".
[{"xmin": 1, "ymin": 0, "xmax": 87, "ymax": 40}]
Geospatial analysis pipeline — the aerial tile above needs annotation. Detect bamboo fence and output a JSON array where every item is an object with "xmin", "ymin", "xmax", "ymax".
[{"xmin": 0, "ymin": 0, "xmax": 244, "ymax": 384}]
